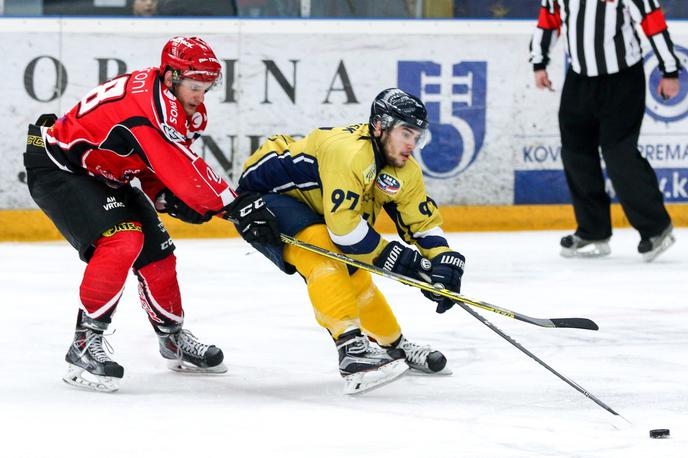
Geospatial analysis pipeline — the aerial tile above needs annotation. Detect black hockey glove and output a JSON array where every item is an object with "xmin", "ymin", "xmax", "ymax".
[
  {"xmin": 373, "ymin": 241, "xmax": 432, "ymax": 282},
  {"xmin": 223, "ymin": 192, "xmax": 281, "ymax": 246},
  {"xmin": 155, "ymin": 190, "xmax": 212, "ymax": 224},
  {"xmin": 422, "ymin": 251, "xmax": 465, "ymax": 314}
]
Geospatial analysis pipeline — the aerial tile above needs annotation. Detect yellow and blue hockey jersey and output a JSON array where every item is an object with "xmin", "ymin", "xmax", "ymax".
[{"xmin": 238, "ymin": 123, "xmax": 451, "ymax": 264}]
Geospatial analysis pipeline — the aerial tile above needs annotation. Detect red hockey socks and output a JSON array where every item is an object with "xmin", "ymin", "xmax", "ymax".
[
  {"xmin": 135, "ymin": 254, "xmax": 184, "ymax": 333},
  {"xmin": 79, "ymin": 222, "xmax": 144, "ymax": 320}
]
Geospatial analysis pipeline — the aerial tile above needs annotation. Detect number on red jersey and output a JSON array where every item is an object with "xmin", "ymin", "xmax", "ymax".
[{"xmin": 77, "ymin": 75, "xmax": 130, "ymax": 118}]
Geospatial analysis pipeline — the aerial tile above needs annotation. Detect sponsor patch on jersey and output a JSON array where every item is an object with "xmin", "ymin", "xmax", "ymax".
[
  {"xmin": 162, "ymin": 123, "xmax": 186, "ymax": 143},
  {"xmin": 102, "ymin": 222, "xmax": 142, "ymax": 237},
  {"xmin": 102, "ymin": 195, "xmax": 126, "ymax": 211},
  {"xmin": 375, "ymin": 173, "xmax": 401, "ymax": 195},
  {"xmin": 362, "ymin": 163, "xmax": 376, "ymax": 185},
  {"xmin": 191, "ymin": 111, "xmax": 204, "ymax": 129}
]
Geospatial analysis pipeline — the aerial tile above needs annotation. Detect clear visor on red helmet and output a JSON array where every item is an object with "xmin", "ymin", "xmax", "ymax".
[{"xmin": 172, "ymin": 70, "xmax": 222, "ymax": 92}]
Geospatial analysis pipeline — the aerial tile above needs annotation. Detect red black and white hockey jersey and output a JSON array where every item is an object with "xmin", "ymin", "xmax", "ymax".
[{"xmin": 40, "ymin": 67, "xmax": 235, "ymax": 215}]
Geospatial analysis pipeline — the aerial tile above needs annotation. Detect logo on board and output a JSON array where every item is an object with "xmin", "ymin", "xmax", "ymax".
[{"xmin": 398, "ymin": 60, "xmax": 487, "ymax": 179}]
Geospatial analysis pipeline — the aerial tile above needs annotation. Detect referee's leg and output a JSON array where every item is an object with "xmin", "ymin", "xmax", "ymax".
[
  {"xmin": 559, "ymin": 70, "xmax": 610, "ymax": 240},
  {"xmin": 598, "ymin": 64, "xmax": 671, "ymax": 240}
]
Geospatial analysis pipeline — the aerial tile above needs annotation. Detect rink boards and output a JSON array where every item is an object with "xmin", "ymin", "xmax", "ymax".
[{"xmin": 0, "ymin": 18, "xmax": 687, "ymax": 240}]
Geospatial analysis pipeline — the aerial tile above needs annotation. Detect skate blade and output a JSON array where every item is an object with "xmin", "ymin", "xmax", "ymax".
[
  {"xmin": 343, "ymin": 359, "xmax": 409, "ymax": 395},
  {"xmin": 408, "ymin": 366, "xmax": 453, "ymax": 376},
  {"xmin": 166, "ymin": 359, "xmax": 228, "ymax": 374},
  {"xmin": 561, "ymin": 243, "xmax": 611, "ymax": 258},
  {"xmin": 62, "ymin": 364, "xmax": 121, "ymax": 393},
  {"xmin": 642, "ymin": 233, "xmax": 675, "ymax": 262}
]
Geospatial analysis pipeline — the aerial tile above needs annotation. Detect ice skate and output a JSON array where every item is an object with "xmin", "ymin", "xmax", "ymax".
[
  {"xmin": 560, "ymin": 234, "xmax": 611, "ymax": 258},
  {"xmin": 158, "ymin": 329, "xmax": 227, "ymax": 373},
  {"xmin": 63, "ymin": 328, "xmax": 123, "ymax": 393},
  {"xmin": 336, "ymin": 329, "xmax": 408, "ymax": 395},
  {"xmin": 638, "ymin": 224, "xmax": 675, "ymax": 262},
  {"xmin": 385, "ymin": 335, "xmax": 452, "ymax": 375}
]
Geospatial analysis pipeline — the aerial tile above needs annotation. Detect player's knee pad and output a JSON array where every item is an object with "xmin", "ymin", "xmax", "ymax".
[
  {"xmin": 350, "ymin": 269, "xmax": 374, "ymax": 297},
  {"xmin": 80, "ymin": 222, "xmax": 144, "ymax": 319},
  {"xmin": 98, "ymin": 221, "xmax": 145, "ymax": 264},
  {"xmin": 134, "ymin": 253, "xmax": 183, "ymax": 332}
]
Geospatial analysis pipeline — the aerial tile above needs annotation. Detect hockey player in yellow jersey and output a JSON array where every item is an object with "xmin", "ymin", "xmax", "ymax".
[{"xmin": 236, "ymin": 88, "xmax": 465, "ymax": 394}]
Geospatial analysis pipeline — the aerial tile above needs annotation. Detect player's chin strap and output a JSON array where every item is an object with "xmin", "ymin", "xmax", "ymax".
[
  {"xmin": 280, "ymin": 234, "xmax": 599, "ymax": 331},
  {"xmin": 283, "ymin": 233, "xmax": 632, "ymax": 421}
]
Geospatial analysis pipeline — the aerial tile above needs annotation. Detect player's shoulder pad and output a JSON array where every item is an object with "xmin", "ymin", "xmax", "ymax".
[{"xmin": 322, "ymin": 124, "xmax": 373, "ymax": 159}]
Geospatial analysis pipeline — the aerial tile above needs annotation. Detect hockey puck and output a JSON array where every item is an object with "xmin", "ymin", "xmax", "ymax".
[{"xmin": 649, "ymin": 429, "xmax": 670, "ymax": 439}]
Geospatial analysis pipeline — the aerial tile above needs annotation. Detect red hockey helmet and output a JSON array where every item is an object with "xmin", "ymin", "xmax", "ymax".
[{"xmin": 160, "ymin": 36, "xmax": 222, "ymax": 84}]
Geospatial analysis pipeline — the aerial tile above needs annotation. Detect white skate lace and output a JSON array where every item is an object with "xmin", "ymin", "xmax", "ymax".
[
  {"xmin": 78, "ymin": 330, "xmax": 116, "ymax": 363},
  {"xmin": 399, "ymin": 339, "xmax": 431, "ymax": 367},
  {"xmin": 174, "ymin": 329, "xmax": 210, "ymax": 359},
  {"xmin": 336, "ymin": 334, "xmax": 369, "ymax": 354}
]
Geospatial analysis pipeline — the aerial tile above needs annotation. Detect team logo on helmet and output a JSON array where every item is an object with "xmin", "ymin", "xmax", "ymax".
[
  {"xmin": 398, "ymin": 61, "xmax": 487, "ymax": 179},
  {"xmin": 375, "ymin": 173, "xmax": 401, "ymax": 195},
  {"xmin": 643, "ymin": 45, "xmax": 688, "ymax": 123}
]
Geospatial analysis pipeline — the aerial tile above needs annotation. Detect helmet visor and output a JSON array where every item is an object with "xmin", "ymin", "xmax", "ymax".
[
  {"xmin": 177, "ymin": 75, "xmax": 221, "ymax": 93},
  {"xmin": 389, "ymin": 120, "xmax": 429, "ymax": 152}
]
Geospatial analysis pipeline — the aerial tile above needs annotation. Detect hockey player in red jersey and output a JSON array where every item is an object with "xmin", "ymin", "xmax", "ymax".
[{"xmin": 23, "ymin": 36, "xmax": 279, "ymax": 392}]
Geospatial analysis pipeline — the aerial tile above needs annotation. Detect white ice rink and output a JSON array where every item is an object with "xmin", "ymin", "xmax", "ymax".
[{"xmin": 1, "ymin": 229, "xmax": 686, "ymax": 458}]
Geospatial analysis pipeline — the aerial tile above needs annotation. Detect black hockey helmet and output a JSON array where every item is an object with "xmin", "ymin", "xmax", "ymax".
[{"xmin": 369, "ymin": 88, "xmax": 429, "ymax": 132}]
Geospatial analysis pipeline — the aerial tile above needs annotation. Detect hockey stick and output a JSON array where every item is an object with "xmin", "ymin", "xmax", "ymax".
[
  {"xmin": 280, "ymin": 234, "xmax": 599, "ymax": 331},
  {"xmin": 454, "ymin": 300, "xmax": 628, "ymax": 420}
]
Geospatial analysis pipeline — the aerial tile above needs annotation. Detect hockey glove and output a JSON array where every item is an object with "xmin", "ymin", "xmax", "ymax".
[
  {"xmin": 422, "ymin": 251, "xmax": 465, "ymax": 314},
  {"xmin": 373, "ymin": 241, "xmax": 432, "ymax": 282},
  {"xmin": 155, "ymin": 190, "xmax": 212, "ymax": 224},
  {"xmin": 223, "ymin": 192, "xmax": 281, "ymax": 246}
]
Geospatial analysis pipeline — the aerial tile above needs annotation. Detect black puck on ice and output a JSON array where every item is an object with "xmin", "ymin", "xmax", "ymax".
[{"xmin": 649, "ymin": 429, "xmax": 670, "ymax": 439}]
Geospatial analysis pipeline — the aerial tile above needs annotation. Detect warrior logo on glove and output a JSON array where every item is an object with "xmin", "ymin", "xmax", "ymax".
[{"xmin": 423, "ymin": 251, "xmax": 465, "ymax": 314}]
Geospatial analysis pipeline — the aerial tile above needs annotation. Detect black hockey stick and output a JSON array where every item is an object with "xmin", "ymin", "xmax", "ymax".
[
  {"xmin": 280, "ymin": 234, "xmax": 598, "ymax": 331},
  {"xmin": 454, "ymin": 300, "xmax": 627, "ymax": 420}
]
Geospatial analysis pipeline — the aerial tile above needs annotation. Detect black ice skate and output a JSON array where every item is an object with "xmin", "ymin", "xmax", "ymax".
[
  {"xmin": 385, "ymin": 335, "xmax": 452, "ymax": 375},
  {"xmin": 63, "ymin": 324, "xmax": 123, "ymax": 393},
  {"xmin": 158, "ymin": 329, "xmax": 227, "ymax": 373},
  {"xmin": 560, "ymin": 234, "xmax": 611, "ymax": 258},
  {"xmin": 638, "ymin": 224, "xmax": 675, "ymax": 262},
  {"xmin": 336, "ymin": 329, "xmax": 408, "ymax": 395}
]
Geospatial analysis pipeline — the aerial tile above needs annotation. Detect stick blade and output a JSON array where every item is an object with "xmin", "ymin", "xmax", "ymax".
[{"xmin": 551, "ymin": 318, "xmax": 599, "ymax": 331}]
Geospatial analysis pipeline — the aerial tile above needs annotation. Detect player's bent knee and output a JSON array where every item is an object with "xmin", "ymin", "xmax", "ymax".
[
  {"xmin": 95, "ymin": 221, "xmax": 144, "ymax": 264},
  {"xmin": 136, "ymin": 253, "xmax": 178, "ymax": 282}
]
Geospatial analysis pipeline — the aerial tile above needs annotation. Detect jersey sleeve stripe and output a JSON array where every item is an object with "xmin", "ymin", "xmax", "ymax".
[
  {"xmin": 537, "ymin": 4, "xmax": 562, "ymax": 30},
  {"xmin": 415, "ymin": 235, "xmax": 450, "ymax": 250},
  {"xmin": 240, "ymin": 151, "xmax": 320, "ymax": 193},
  {"xmin": 641, "ymin": 7, "xmax": 668, "ymax": 37},
  {"xmin": 412, "ymin": 226, "xmax": 450, "ymax": 249},
  {"xmin": 328, "ymin": 219, "xmax": 381, "ymax": 255}
]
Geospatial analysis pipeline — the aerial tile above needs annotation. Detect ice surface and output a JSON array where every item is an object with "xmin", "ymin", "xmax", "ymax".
[{"xmin": 1, "ymin": 229, "xmax": 686, "ymax": 457}]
